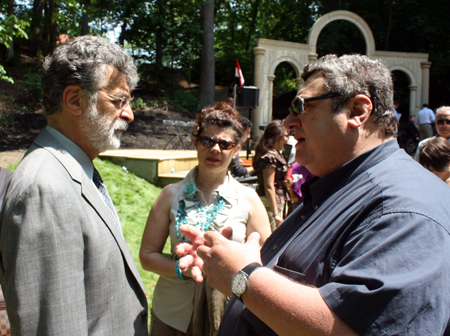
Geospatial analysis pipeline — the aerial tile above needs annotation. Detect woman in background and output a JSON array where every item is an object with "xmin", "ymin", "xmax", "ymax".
[
  {"xmin": 253, "ymin": 120, "xmax": 290, "ymax": 231},
  {"xmin": 140, "ymin": 101, "xmax": 271, "ymax": 336},
  {"xmin": 418, "ymin": 136, "xmax": 450, "ymax": 186}
]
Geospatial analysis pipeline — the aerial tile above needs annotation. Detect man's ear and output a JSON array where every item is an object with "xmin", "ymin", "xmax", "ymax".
[
  {"xmin": 347, "ymin": 94, "xmax": 373, "ymax": 129},
  {"xmin": 62, "ymin": 85, "xmax": 85, "ymax": 116}
]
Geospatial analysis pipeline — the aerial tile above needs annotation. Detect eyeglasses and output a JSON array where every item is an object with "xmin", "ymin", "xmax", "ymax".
[
  {"xmin": 198, "ymin": 136, "xmax": 236, "ymax": 150},
  {"xmin": 289, "ymin": 93, "xmax": 340, "ymax": 116},
  {"xmin": 98, "ymin": 91, "xmax": 133, "ymax": 110},
  {"xmin": 437, "ymin": 119, "xmax": 450, "ymax": 126}
]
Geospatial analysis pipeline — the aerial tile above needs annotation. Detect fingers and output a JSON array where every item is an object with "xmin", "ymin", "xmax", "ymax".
[
  {"xmin": 180, "ymin": 225, "xmax": 206, "ymax": 247},
  {"xmin": 191, "ymin": 266, "xmax": 204, "ymax": 283},
  {"xmin": 177, "ymin": 254, "xmax": 194, "ymax": 270},
  {"xmin": 221, "ymin": 226, "xmax": 233, "ymax": 240},
  {"xmin": 175, "ymin": 242, "xmax": 193, "ymax": 256}
]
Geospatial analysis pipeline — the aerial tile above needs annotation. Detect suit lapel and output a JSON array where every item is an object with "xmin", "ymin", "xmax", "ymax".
[{"xmin": 32, "ymin": 130, "xmax": 146, "ymax": 294}]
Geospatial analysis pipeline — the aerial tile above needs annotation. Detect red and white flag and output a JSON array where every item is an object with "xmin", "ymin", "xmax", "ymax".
[{"xmin": 235, "ymin": 60, "xmax": 245, "ymax": 87}]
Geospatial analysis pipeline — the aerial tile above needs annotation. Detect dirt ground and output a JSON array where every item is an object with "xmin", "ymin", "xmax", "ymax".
[{"xmin": 0, "ymin": 106, "xmax": 196, "ymax": 169}]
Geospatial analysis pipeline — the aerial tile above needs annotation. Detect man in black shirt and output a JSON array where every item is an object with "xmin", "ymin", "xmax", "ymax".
[
  {"xmin": 177, "ymin": 54, "xmax": 450, "ymax": 335},
  {"xmin": 229, "ymin": 117, "xmax": 254, "ymax": 177}
]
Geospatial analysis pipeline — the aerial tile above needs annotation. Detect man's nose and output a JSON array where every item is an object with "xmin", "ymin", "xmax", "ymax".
[
  {"xmin": 283, "ymin": 112, "xmax": 301, "ymax": 130},
  {"xmin": 120, "ymin": 104, "xmax": 134, "ymax": 122}
]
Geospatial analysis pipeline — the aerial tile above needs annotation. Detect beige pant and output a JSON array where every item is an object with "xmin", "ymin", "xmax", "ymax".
[{"xmin": 419, "ymin": 123, "xmax": 433, "ymax": 140}]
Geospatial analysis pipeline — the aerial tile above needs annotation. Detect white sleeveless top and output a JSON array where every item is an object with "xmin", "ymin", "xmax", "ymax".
[{"xmin": 152, "ymin": 167, "xmax": 251, "ymax": 332}]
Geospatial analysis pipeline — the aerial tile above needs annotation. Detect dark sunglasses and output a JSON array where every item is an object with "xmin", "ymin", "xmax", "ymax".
[
  {"xmin": 289, "ymin": 93, "xmax": 340, "ymax": 116},
  {"xmin": 437, "ymin": 119, "xmax": 450, "ymax": 126},
  {"xmin": 198, "ymin": 136, "xmax": 236, "ymax": 150}
]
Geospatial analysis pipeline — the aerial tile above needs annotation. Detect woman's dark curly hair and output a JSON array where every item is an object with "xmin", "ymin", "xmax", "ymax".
[{"xmin": 192, "ymin": 100, "xmax": 243, "ymax": 144}]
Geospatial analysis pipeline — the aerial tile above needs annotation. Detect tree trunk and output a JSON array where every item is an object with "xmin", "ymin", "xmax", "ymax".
[
  {"xmin": 198, "ymin": 0, "xmax": 215, "ymax": 111},
  {"xmin": 49, "ymin": 0, "xmax": 57, "ymax": 52},
  {"xmin": 30, "ymin": 0, "xmax": 45, "ymax": 38},
  {"xmin": 155, "ymin": 0, "xmax": 165, "ymax": 87},
  {"xmin": 384, "ymin": 0, "xmax": 393, "ymax": 50},
  {"xmin": 81, "ymin": 0, "xmax": 91, "ymax": 36},
  {"xmin": 246, "ymin": 0, "xmax": 260, "ymax": 51}
]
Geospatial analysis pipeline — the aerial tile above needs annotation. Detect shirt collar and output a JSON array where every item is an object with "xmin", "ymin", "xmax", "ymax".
[
  {"xmin": 302, "ymin": 139, "xmax": 399, "ymax": 208},
  {"xmin": 45, "ymin": 125, "xmax": 94, "ymax": 180}
]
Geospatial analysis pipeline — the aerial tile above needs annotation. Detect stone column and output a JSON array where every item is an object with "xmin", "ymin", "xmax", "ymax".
[
  {"xmin": 409, "ymin": 85, "xmax": 418, "ymax": 116},
  {"xmin": 267, "ymin": 75, "xmax": 275, "ymax": 125},
  {"xmin": 295, "ymin": 78, "xmax": 304, "ymax": 93},
  {"xmin": 308, "ymin": 53, "xmax": 318, "ymax": 63},
  {"xmin": 420, "ymin": 61, "xmax": 432, "ymax": 105},
  {"xmin": 253, "ymin": 47, "xmax": 266, "ymax": 137}
]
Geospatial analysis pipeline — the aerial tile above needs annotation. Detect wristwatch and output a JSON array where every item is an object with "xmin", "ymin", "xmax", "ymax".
[{"xmin": 231, "ymin": 262, "xmax": 263, "ymax": 302}]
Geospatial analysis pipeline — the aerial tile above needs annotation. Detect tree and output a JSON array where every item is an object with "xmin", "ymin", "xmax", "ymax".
[
  {"xmin": 0, "ymin": 13, "xmax": 29, "ymax": 83},
  {"xmin": 198, "ymin": 0, "xmax": 215, "ymax": 110}
]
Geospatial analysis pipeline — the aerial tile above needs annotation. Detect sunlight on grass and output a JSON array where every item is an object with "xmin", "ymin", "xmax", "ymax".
[{"xmin": 93, "ymin": 158, "xmax": 169, "ymax": 313}]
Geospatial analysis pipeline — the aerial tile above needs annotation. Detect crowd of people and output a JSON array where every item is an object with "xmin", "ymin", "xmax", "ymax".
[{"xmin": 1, "ymin": 35, "xmax": 450, "ymax": 336}]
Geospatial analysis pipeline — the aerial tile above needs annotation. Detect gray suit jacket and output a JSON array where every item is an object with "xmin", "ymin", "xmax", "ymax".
[{"xmin": 0, "ymin": 129, "xmax": 148, "ymax": 335}]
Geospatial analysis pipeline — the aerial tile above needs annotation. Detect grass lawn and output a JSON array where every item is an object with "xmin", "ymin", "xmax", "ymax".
[{"xmin": 7, "ymin": 158, "xmax": 169, "ymax": 321}]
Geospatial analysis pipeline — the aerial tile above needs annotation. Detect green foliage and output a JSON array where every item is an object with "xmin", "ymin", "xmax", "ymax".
[
  {"xmin": 0, "ymin": 14, "xmax": 29, "ymax": 49},
  {"xmin": 273, "ymin": 63, "xmax": 297, "ymax": 96},
  {"xmin": 0, "ymin": 109, "xmax": 15, "ymax": 130},
  {"xmin": 131, "ymin": 97, "xmax": 147, "ymax": 110},
  {"xmin": 0, "ymin": 65, "xmax": 13, "ymax": 84},
  {"xmin": 0, "ymin": 14, "xmax": 29, "ymax": 83},
  {"xmin": 173, "ymin": 90, "xmax": 198, "ymax": 115},
  {"xmin": 23, "ymin": 67, "xmax": 42, "ymax": 103}
]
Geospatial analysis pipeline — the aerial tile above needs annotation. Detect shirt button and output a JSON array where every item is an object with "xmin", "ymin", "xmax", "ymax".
[
  {"xmin": 314, "ymin": 205, "xmax": 318, "ymax": 210},
  {"xmin": 301, "ymin": 215, "xmax": 305, "ymax": 219},
  {"xmin": 273, "ymin": 245, "xmax": 278, "ymax": 251}
]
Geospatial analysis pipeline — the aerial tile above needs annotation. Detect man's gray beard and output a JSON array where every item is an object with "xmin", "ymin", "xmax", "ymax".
[{"xmin": 80, "ymin": 101, "xmax": 129, "ymax": 153}]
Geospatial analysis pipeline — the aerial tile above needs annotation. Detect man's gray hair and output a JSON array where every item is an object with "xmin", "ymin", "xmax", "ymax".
[
  {"xmin": 436, "ymin": 106, "xmax": 450, "ymax": 116},
  {"xmin": 41, "ymin": 35, "xmax": 139, "ymax": 116},
  {"xmin": 302, "ymin": 54, "xmax": 397, "ymax": 138}
]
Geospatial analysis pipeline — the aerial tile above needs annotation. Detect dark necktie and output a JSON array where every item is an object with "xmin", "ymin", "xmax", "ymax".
[{"xmin": 93, "ymin": 168, "xmax": 123, "ymax": 236}]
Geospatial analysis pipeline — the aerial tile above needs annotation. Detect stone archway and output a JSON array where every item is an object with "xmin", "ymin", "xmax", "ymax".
[{"xmin": 252, "ymin": 10, "xmax": 430, "ymax": 135}]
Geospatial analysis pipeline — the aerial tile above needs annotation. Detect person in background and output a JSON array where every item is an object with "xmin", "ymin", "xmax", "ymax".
[
  {"xmin": 415, "ymin": 106, "xmax": 450, "ymax": 160},
  {"xmin": 253, "ymin": 120, "xmax": 290, "ymax": 231},
  {"xmin": 393, "ymin": 100, "xmax": 401, "ymax": 124},
  {"xmin": 229, "ymin": 117, "xmax": 254, "ymax": 177},
  {"xmin": 416, "ymin": 103, "xmax": 435, "ymax": 140},
  {"xmin": 0, "ymin": 36, "xmax": 148, "ymax": 335},
  {"xmin": 176, "ymin": 54, "xmax": 450, "ymax": 336},
  {"xmin": 405, "ymin": 115, "xmax": 420, "ymax": 142},
  {"xmin": 284, "ymin": 162, "xmax": 314, "ymax": 210},
  {"xmin": 418, "ymin": 136, "xmax": 450, "ymax": 186},
  {"xmin": 139, "ymin": 101, "xmax": 270, "ymax": 336}
]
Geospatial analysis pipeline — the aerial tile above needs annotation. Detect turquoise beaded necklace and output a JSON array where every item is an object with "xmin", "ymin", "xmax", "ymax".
[{"xmin": 175, "ymin": 183, "xmax": 226, "ymax": 241}]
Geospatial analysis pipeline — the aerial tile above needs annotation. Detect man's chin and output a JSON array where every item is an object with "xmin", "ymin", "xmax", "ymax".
[{"xmin": 95, "ymin": 135, "xmax": 122, "ymax": 153}]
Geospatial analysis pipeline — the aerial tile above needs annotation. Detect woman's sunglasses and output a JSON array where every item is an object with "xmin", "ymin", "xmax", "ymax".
[{"xmin": 198, "ymin": 136, "xmax": 236, "ymax": 150}]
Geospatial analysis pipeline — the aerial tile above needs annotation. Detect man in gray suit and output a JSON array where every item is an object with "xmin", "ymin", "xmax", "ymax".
[{"xmin": 0, "ymin": 36, "xmax": 148, "ymax": 335}]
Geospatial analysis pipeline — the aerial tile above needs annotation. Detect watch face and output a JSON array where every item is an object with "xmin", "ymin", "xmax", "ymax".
[{"xmin": 232, "ymin": 272, "xmax": 247, "ymax": 296}]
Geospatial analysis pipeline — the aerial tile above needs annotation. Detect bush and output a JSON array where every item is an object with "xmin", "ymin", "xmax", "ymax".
[
  {"xmin": 131, "ymin": 97, "xmax": 147, "ymax": 110},
  {"xmin": 173, "ymin": 90, "xmax": 198, "ymax": 116}
]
